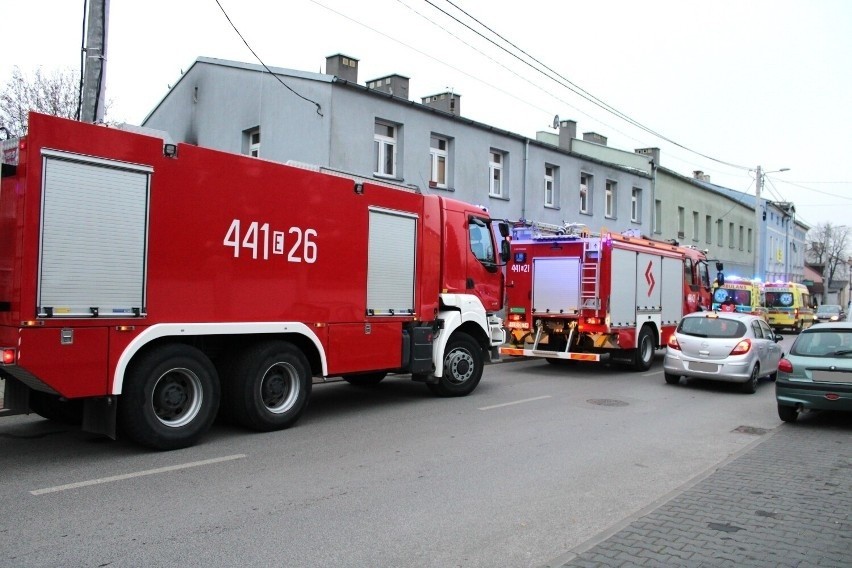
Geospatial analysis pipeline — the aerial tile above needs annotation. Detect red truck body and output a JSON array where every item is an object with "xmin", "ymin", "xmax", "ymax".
[
  {"xmin": 0, "ymin": 113, "xmax": 507, "ymax": 449},
  {"xmin": 500, "ymin": 222, "xmax": 711, "ymax": 370}
]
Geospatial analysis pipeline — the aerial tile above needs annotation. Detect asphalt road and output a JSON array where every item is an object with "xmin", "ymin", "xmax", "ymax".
[{"xmin": 0, "ymin": 346, "xmax": 789, "ymax": 568}]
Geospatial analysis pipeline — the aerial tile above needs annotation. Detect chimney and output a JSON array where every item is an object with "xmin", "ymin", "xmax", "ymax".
[
  {"xmin": 367, "ymin": 74, "xmax": 410, "ymax": 100},
  {"xmin": 325, "ymin": 54, "xmax": 359, "ymax": 83},
  {"xmin": 582, "ymin": 132, "xmax": 607, "ymax": 146},
  {"xmin": 558, "ymin": 119, "xmax": 576, "ymax": 151},
  {"xmin": 693, "ymin": 170, "xmax": 711, "ymax": 182},
  {"xmin": 635, "ymin": 147, "xmax": 661, "ymax": 166},
  {"xmin": 421, "ymin": 91, "xmax": 461, "ymax": 116}
]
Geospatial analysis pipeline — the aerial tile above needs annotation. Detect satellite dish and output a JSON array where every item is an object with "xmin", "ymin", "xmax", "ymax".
[{"xmin": 552, "ymin": 115, "xmax": 560, "ymax": 129}]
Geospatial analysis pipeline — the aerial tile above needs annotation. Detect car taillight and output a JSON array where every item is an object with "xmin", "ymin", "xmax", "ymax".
[
  {"xmin": 729, "ymin": 338, "xmax": 752, "ymax": 355},
  {"xmin": 778, "ymin": 358, "xmax": 793, "ymax": 373},
  {"xmin": 667, "ymin": 335, "xmax": 681, "ymax": 350}
]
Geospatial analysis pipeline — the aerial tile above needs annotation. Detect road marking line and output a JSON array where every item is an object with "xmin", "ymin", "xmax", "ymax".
[
  {"xmin": 30, "ymin": 454, "xmax": 247, "ymax": 496},
  {"xmin": 479, "ymin": 395, "xmax": 552, "ymax": 410},
  {"xmin": 642, "ymin": 370, "xmax": 662, "ymax": 377}
]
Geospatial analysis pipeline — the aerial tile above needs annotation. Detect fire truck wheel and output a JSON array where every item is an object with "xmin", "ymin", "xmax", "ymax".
[
  {"xmin": 222, "ymin": 341, "xmax": 312, "ymax": 432},
  {"xmin": 28, "ymin": 391, "xmax": 83, "ymax": 425},
  {"xmin": 632, "ymin": 326, "xmax": 655, "ymax": 372},
  {"xmin": 427, "ymin": 332, "xmax": 483, "ymax": 397},
  {"xmin": 118, "ymin": 344, "xmax": 220, "ymax": 451},
  {"xmin": 343, "ymin": 372, "xmax": 388, "ymax": 386}
]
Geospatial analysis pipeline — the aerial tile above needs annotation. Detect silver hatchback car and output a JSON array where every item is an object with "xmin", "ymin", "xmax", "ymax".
[{"xmin": 664, "ymin": 311, "xmax": 784, "ymax": 393}]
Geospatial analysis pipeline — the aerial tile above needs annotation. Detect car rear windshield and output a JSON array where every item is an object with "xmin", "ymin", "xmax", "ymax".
[
  {"xmin": 678, "ymin": 317, "xmax": 746, "ymax": 339},
  {"xmin": 791, "ymin": 329, "xmax": 852, "ymax": 357}
]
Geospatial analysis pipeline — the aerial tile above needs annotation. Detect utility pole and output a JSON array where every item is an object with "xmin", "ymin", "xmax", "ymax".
[
  {"xmin": 754, "ymin": 165, "xmax": 763, "ymax": 280},
  {"xmin": 81, "ymin": 0, "xmax": 109, "ymax": 123}
]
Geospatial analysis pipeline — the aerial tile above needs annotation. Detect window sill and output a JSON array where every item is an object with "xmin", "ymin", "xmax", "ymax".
[
  {"xmin": 544, "ymin": 204, "xmax": 560, "ymax": 210},
  {"xmin": 489, "ymin": 194, "xmax": 510, "ymax": 201},
  {"xmin": 373, "ymin": 173, "xmax": 404, "ymax": 182}
]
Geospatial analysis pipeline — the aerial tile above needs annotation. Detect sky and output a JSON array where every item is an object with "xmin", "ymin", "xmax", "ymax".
[{"xmin": 3, "ymin": 0, "xmax": 851, "ymax": 230}]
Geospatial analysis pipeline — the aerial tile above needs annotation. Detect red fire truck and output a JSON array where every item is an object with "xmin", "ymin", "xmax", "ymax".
[
  {"xmin": 500, "ymin": 221, "xmax": 712, "ymax": 369},
  {"xmin": 0, "ymin": 113, "xmax": 509, "ymax": 450}
]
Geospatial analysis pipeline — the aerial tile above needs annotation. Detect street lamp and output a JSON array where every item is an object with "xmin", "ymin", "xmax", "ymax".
[{"xmin": 754, "ymin": 166, "xmax": 790, "ymax": 280}]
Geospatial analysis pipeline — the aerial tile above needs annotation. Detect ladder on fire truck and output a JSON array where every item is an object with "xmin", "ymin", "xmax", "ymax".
[{"xmin": 519, "ymin": 220, "xmax": 601, "ymax": 310}]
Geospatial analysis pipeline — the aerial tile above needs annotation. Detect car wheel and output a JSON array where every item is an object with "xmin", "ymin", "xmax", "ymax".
[
  {"xmin": 741, "ymin": 365, "xmax": 759, "ymax": 394},
  {"xmin": 777, "ymin": 403, "xmax": 798, "ymax": 423},
  {"xmin": 664, "ymin": 372, "xmax": 680, "ymax": 385}
]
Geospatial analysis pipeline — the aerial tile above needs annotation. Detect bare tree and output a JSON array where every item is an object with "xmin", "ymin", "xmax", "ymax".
[
  {"xmin": 808, "ymin": 222, "xmax": 850, "ymax": 302},
  {"xmin": 0, "ymin": 66, "xmax": 82, "ymax": 137}
]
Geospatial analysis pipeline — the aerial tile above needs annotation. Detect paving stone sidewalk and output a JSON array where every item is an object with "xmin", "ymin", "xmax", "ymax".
[{"xmin": 555, "ymin": 414, "xmax": 852, "ymax": 568}]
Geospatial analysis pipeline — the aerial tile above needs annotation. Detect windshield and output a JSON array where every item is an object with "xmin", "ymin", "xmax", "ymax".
[
  {"xmin": 764, "ymin": 290, "xmax": 794, "ymax": 308},
  {"xmin": 713, "ymin": 287, "xmax": 751, "ymax": 305},
  {"xmin": 791, "ymin": 329, "xmax": 852, "ymax": 356},
  {"xmin": 678, "ymin": 316, "xmax": 746, "ymax": 339},
  {"xmin": 816, "ymin": 305, "xmax": 841, "ymax": 315}
]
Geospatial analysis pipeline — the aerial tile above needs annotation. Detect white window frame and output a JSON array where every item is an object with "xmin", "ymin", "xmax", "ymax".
[
  {"xmin": 605, "ymin": 180, "xmax": 616, "ymax": 218},
  {"xmin": 430, "ymin": 135, "xmax": 448, "ymax": 188},
  {"xmin": 544, "ymin": 164, "xmax": 556, "ymax": 207},
  {"xmin": 654, "ymin": 199, "xmax": 662, "ymax": 233},
  {"xmin": 489, "ymin": 150, "xmax": 504, "ymax": 198},
  {"xmin": 244, "ymin": 127, "xmax": 261, "ymax": 157},
  {"xmin": 374, "ymin": 121, "xmax": 397, "ymax": 178},
  {"xmin": 580, "ymin": 173, "xmax": 591, "ymax": 215},
  {"xmin": 631, "ymin": 187, "xmax": 641, "ymax": 222}
]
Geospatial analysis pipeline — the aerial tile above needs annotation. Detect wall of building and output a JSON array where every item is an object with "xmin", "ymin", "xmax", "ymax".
[{"xmin": 654, "ymin": 170, "xmax": 755, "ymax": 277}]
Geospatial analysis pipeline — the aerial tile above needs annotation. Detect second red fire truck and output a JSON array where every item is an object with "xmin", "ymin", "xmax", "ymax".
[{"xmin": 500, "ymin": 221, "xmax": 712, "ymax": 370}]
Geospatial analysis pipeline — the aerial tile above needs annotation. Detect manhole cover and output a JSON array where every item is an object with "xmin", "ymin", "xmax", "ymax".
[
  {"xmin": 733, "ymin": 425, "xmax": 770, "ymax": 435},
  {"xmin": 587, "ymin": 399, "xmax": 629, "ymax": 407}
]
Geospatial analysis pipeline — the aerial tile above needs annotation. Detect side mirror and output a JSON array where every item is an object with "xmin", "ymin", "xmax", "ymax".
[
  {"xmin": 498, "ymin": 221, "xmax": 510, "ymax": 238},
  {"xmin": 715, "ymin": 261, "xmax": 724, "ymax": 271},
  {"xmin": 500, "ymin": 239, "xmax": 510, "ymax": 263},
  {"xmin": 774, "ymin": 334, "xmax": 783, "ymax": 343}
]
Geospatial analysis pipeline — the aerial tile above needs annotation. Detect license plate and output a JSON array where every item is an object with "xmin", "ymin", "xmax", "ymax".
[
  {"xmin": 812, "ymin": 370, "xmax": 852, "ymax": 384},
  {"xmin": 689, "ymin": 361, "xmax": 718, "ymax": 372}
]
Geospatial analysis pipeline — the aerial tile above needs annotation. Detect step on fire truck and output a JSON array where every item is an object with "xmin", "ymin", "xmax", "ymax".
[
  {"xmin": 0, "ymin": 113, "xmax": 509, "ymax": 450},
  {"xmin": 501, "ymin": 221, "xmax": 712, "ymax": 369}
]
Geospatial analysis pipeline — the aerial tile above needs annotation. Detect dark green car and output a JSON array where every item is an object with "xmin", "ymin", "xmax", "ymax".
[{"xmin": 776, "ymin": 322, "xmax": 852, "ymax": 422}]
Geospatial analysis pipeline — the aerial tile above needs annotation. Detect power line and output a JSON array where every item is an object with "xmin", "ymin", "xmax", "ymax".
[
  {"xmin": 423, "ymin": 0, "xmax": 751, "ymax": 171},
  {"xmin": 214, "ymin": 0, "xmax": 323, "ymax": 116}
]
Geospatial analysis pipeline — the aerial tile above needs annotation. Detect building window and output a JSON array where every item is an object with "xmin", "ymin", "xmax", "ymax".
[
  {"xmin": 579, "ymin": 173, "xmax": 592, "ymax": 215},
  {"xmin": 654, "ymin": 199, "xmax": 661, "ymax": 233},
  {"xmin": 489, "ymin": 150, "xmax": 504, "ymax": 197},
  {"xmin": 430, "ymin": 135, "xmax": 448, "ymax": 188},
  {"xmin": 631, "ymin": 187, "xmax": 641, "ymax": 222},
  {"xmin": 728, "ymin": 222, "xmax": 735, "ymax": 248},
  {"xmin": 605, "ymin": 180, "xmax": 616, "ymax": 218},
  {"xmin": 374, "ymin": 120, "xmax": 398, "ymax": 177},
  {"xmin": 692, "ymin": 211, "xmax": 699, "ymax": 241},
  {"xmin": 739, "ymin": 225, "xmax": 744, "ymax": 251},
  {"xmin": 748, "ymin": 228, "xmax": 752, "ymax": 252},
  {"xmin": 677, "ymin": 207, "xmax": 685, "ymax": 238},
  {"xmin": 717, "ymin": 219, "xmax": 724, "ymax": 246},
  {"xmin": 544, "ymin": 164, "xmax": 558, "ymax": 207},
  {"xmin": 244, "ymin": 127, "xmax": 261, "ymax": 157},
  {"xmin": 705, "ymin": 215, "xmax": 712, "ymax": 244}
]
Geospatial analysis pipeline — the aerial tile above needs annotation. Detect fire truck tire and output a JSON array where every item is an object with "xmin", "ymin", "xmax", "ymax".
[
  {"xmin": 343, "ymin": 372, "xmax": 388, "ymax": 386},
  {"xmin": 632, "ymin": 326, "xmax": 655, "ymax": 372},
  {"xmin": 427, "ymin": 332, "xmax": 483, "ymax": 397},
  {"xmin": 222, "ymin": 341, "xmax": 311, "ymax": 432},
  {"xmin": 118, "ymin": 344, "xmax": 220, "ymax": 451},
  {"xmin": 28, "ymin": 391, "xmax": 83, "ymax": 425}
]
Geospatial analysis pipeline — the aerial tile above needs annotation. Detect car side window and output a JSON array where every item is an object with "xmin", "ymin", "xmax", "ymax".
[
  {"xmin": 759, "ymin": 321, "xmax": 773, "ymax": 339},
  {"xmin": 751, "ymin": 321, "xmax": 764, "ymax": 339}
]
